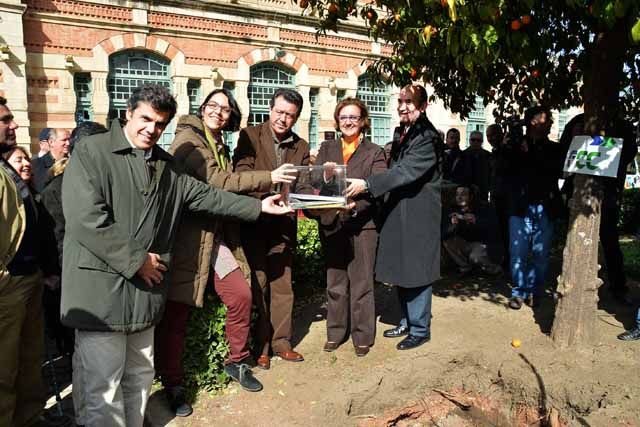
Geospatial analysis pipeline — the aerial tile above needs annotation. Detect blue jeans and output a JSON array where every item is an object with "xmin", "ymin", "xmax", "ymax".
[
  {"xmin": 509, "ymin": 204, "xmax": 554, "ymax": 299},
  {"xmin": 636, "ymin": 308, "xmax": 640, "ymax": 329},
  {"xmin": 398, "ymin": 285, "xmax": 432, "ymax": 337}
]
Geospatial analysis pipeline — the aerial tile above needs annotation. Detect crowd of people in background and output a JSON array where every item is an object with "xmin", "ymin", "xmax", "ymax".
[{"xmin": 0, "ymin": 80, "xmax": 639, "ymax": 427}]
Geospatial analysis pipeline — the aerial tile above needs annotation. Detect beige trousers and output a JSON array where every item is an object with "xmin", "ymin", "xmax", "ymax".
[{"xmin": 75, "ymin": 327, "xmax": 154, "ymax": 427}]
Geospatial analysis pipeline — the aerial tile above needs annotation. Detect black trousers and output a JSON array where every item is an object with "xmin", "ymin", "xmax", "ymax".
[{"xmin": 600, "ymin": 193, "xmax": 627, "ymax": 293}]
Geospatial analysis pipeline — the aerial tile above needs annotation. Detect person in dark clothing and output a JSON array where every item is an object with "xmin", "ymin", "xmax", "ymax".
[
  {"xmin": 442, "ymin": 185, "xmax": 502, "ymax": 275},
  {"xmin": 486, "ymin": 124, "xmax": 510, "ymax": 269},
  {"xmin": 463, "ymin": 130, "xmax": 492, "ymax": 202},
  {"xmin": 504, "ymin": 106, "xmax": 564, "ymax": 310},
  {"xmin": 442, "ymin": 128, "xmax": 470, "ymax": 185},
  {"xmin": 346, "ymin": 84, "xmax": 442, "ymax": 351},
  {"xmin": 560, "ymin": 113, "xmax": 638, "ymax": 304},
  {"xmin": 32, "ymin": 128, "xmax": 70, "ymax": 192}
]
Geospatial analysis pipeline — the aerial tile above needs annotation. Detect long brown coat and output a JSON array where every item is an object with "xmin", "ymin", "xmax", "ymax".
[{"xmin": 168, "ymin": 115, "xmax": 272, "ymax": 307}]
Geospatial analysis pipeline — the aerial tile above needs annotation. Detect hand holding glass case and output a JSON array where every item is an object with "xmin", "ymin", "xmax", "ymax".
[{"xmin": 283, "ymin": 164, "xmax": 348, "ymax": 209}]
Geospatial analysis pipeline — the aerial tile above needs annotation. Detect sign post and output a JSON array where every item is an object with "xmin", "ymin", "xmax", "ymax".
[{"xmin": 564, "ymin": 135, "xmax": 623, "ymax": 177}]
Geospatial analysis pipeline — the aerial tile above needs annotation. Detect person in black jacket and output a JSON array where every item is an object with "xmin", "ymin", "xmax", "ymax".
[
  {"xmin": 504, "ymin": 106, "xmax": 564, "ymax": 310},
  {"xmin": 346, "ymin": 84, "xmax": 442, "ymax": 351}
]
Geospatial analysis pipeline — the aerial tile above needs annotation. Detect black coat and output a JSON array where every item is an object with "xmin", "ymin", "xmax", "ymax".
[
  {"xmin": 40, "ymin": 173, "xmax": 65, "ymax": 270},
  {"xmin": 368, "ymin": 114, "xmax": 443, "ymax": 288},
  {"xmin": 32, "ymin": 152, "xmax": 54, "ymax": 193}
]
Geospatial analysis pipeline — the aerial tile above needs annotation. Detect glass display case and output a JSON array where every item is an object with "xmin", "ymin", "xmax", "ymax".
[{"xmin": 282, "ymin": 164, "xmax": 348, "ymax": 209}]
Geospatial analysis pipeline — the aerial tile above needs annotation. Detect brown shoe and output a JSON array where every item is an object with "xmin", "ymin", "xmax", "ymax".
[
  {"xmin": 323, "ymin": 341, "xmax": 339, "ymax": 352},
  {"xmin": 275, "ymin": 349, "xmax": 304, "ymax": 362},
  {"xmin": 256, "ymin": 355, "xmax": 270, "ymax": 370},
  {"xmin": 354, "ymin": 346, "xmax": 370, "ymax": 357}
]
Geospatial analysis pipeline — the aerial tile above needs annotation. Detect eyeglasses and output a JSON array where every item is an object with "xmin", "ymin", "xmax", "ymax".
[
  {"xmin": 204, "ymin": 101, "xmax": 232, "ymax": 115},
  {"xmin": 338, "ymin": 115, "xmax": 361, "ymax": 123}
]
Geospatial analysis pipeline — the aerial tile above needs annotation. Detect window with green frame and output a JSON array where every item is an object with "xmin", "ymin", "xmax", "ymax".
[
  {"xmin": 107, "ymin": 50, "xmax": 174, "ymax": 149},
  {"xmin": 187, "ymin": 79, "xmax": 202, "ymax": 115},
  {"xmin": 74, "ymin": 73, "xmax": 93, "ymax": 124},
  {"xmin": 466, "ymin": 96, "xmax": 487, "ymax": 144},
  {"xmin": 248, "ymin": 63, "xmax": 295, "ymax": 127},
  {"xmin": 356, "ymin": 76, "xmax": 392, "ymax": 146},
  {"xmin": 308, "ymin": 88, "xmax": 319, "ymax": 149}
]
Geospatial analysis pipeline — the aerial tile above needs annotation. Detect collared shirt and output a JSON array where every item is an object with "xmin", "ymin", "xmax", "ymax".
[
  {"xmin": 270, "ymin": 127, "xmax": 295, "ymax": 167},
  {"xmin": 123, "ymin": 128, "xmax": 154, "ymax": 185}
]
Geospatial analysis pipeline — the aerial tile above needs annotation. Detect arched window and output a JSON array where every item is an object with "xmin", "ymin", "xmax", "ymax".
[
  {"xmin": 248, "ymin": 63, "xmax": 295, "ymax": 127},
  {"xmin": 107, "ymin": 50, "xmax": 173, "ymax": 149},
  {"xmin": 356, "ymin": 76, "xmax": 392, "ymax": 146}
]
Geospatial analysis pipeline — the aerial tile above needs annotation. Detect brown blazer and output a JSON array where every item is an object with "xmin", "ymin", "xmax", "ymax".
[
  {"xmin": 233, "ymin": 122, "xmax": 311, "ymax": 252},
  {"xmin": 313, "ymin": 138, "xmax": 387, "ymax": 233},
  {"xmin": 168, "ymin": 115, "xmax": 272, "ymax": 307}
]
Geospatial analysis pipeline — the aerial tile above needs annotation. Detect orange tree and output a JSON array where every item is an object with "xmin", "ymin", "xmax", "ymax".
[{"xmin": 302, "ymin": 0, "xmax": 640, "ymax": 348}]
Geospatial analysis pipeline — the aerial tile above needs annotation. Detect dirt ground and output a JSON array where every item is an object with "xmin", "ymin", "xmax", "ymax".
[{"xmin": 144, "ymin": 261, "xmax": 640, "ymax": 427}]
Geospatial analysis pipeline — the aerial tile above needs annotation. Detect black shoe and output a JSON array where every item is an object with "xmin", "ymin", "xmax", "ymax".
[
  {"xmin": 396, "ymin": 334, "xmax": 430, "ymax": 350},
  {"xmin": 509, "ymin": 297, "xmax": 523, "ymax": 310},
  {"xmin": 166, "ymin": 386, "xmax": 193, "ymax": 417},
  {"xmin": 224, "ymin": 363, "xmax": 263, "ymax": 392},
  {"xmin": 617, "ymin": 327, "xmax": 640, "ymax": 341},
  {"xmin": 383, "ymin": 325, "xmax": 408, "ymax": 338}
]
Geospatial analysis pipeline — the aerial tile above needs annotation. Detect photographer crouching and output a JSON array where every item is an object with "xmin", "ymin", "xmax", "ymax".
[{"xmin": 502, "ymin": 106, "xmax": 565, "ymax": 310}]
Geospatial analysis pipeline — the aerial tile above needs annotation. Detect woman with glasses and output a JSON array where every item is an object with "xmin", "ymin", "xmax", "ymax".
[
  {"xmin": 312, "ymin": 97, "xmax": 386, "ymax": 357},
  {"xmin": 156, "ymin": 89, "xmax": 296, "ymax": 412}
]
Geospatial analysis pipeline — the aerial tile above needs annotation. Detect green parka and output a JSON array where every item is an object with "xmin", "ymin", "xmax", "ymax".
[{"xmin": 60, "ymin": 121, "xmax": 261, "ymax": 333}]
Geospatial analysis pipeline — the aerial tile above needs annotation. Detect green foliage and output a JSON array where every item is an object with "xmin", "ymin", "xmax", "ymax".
[
  {"xmin": 302, "ymin": 0, "xmax": 640, "ymax": 120},
  {"xmin": 183, "ymin": 294, "xmax": 230, "ymax": 395},
  {"xmin": 293, "ymin": 218, "xmax": 325, "ymax": 291},
  {"xmin": 181, "ymin": 218, "xmax": 324, "ymax": 394},
  {"xmin": 620, "ymin": 238, "xmax": 640, "ymax": 280},
  {"xmin": 619, "ymin": 188, "xmax": 640, "ymax": 234}
]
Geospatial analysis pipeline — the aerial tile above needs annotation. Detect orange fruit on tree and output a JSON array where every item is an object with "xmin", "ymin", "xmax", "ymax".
[
  {"xmin": 394, "ymin": 13, "xmax": 401, "ymax": 22},
  {"xmin": 328, "ymin": 3, "xmax": 338, "ymax": 14},
  {"xmin": 521, "ymin": 14, "xmax": 532, "ymax": 25},
  {"xmin": 531, "ymin": 69, "xmax": 540, "ymax": 78},
  {"xmin": 409, "ymin": 68, "xmax": 418, "ymax": 79},
  {"xmin": 511, "ymin": 19, "xmax": 522, "ymax": 31}
]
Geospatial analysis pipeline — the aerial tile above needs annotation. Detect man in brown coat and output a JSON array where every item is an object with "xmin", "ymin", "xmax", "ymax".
[{"xmin": 233, "ymin": 88, "xmax": 311, "ymax": 368}]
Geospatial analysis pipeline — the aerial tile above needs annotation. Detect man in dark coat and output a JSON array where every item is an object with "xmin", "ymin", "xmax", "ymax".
[
  {"xmin": 346, "ymin": 84, "xmax": 442, "ymax": 351},
  {"xmin": 61, "ymin": 84, "xmax": 291, "ymax": 426},
  {"xmin": 32, "ymin": 128, "xmax": 70, "ymax": 192}
]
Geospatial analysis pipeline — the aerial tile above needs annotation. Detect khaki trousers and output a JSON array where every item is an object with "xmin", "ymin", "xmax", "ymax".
[
  {"xmin": 76, "ymin": 327, "xmax": 154, "ymax": 427},
  {"xmin": 0, "ymin": 270, "xmax": 45, "ymax": 427}
]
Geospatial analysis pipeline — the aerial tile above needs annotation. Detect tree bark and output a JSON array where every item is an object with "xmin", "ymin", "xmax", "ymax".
[{"xmin": 551, "ymin": 21, "xmax": 629, "ymax": 348}]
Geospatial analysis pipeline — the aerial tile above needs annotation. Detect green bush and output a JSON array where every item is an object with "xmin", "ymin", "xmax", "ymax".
[
  {"xmin": 182, "ymin": 294, "xmax": 229, "ymax": 395},
  {"xmin": 619, "ymin": 188, "xmax": 640, "ymax": 234},
  {"xmin": 182, "ymin": 217, "xmax": 324, "ymax": 394},
  {"xmin": 293, "ymin": 218, "xmax": 325, "ymax": 291}
]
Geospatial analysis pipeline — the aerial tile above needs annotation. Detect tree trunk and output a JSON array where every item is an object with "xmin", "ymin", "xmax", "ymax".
[{"xmin": 550, "ymin": 21, "xmax": 629, "ymax": 348}]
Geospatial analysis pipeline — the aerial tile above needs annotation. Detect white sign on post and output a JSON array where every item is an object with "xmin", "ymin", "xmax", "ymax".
[{"xmin": 563, "ymin": 135, "xmax": 623, "ymax": 178}]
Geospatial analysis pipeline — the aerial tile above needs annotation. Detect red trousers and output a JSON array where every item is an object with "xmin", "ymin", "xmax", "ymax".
[{"xmin": 155, "ymin": 269, "xmax": 251, "ymax": 387}]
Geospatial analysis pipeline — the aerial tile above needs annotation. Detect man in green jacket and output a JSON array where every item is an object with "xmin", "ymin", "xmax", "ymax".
[{"xmin": 61, "ymin": 84, "xmax": 291, "ymax": 427}]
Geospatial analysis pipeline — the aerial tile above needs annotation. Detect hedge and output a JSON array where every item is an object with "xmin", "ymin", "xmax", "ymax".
[{"xmin": 182, "ymin": 218, "xmax": 323, "ymax": 394}]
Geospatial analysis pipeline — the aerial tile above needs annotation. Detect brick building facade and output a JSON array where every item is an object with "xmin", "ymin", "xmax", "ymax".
[{"xmin": 0, "ymin": 0, "xmax": 576, "ymax": 153}]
